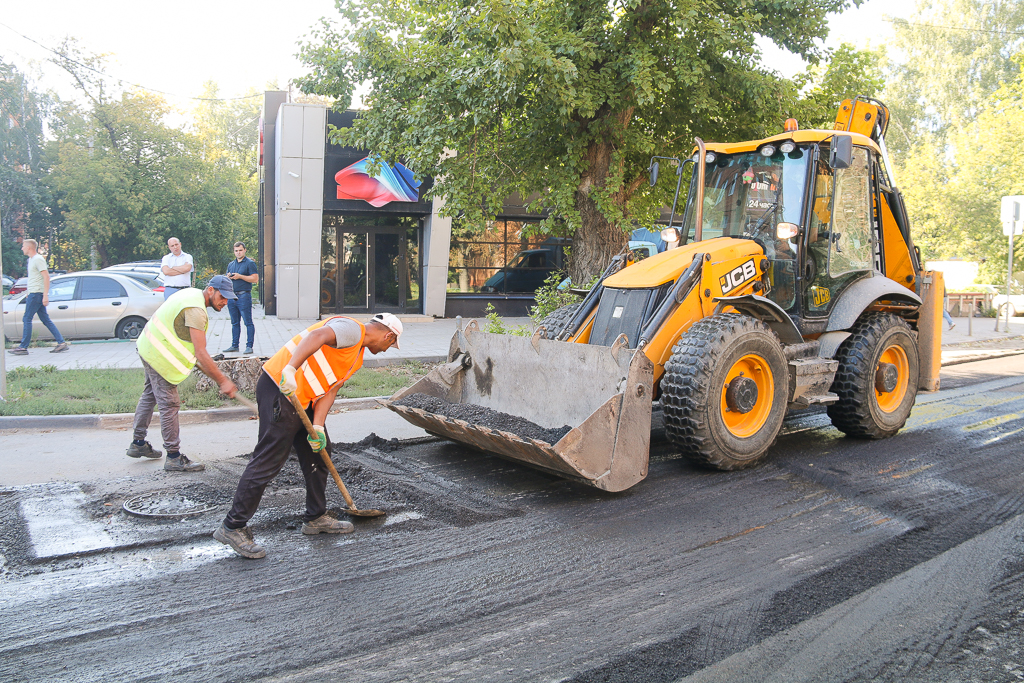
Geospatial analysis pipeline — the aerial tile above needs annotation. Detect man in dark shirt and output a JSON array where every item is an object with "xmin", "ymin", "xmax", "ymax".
[{"xmin": 224, "ymin": 241, "xmax": 259, "ymax": 354}]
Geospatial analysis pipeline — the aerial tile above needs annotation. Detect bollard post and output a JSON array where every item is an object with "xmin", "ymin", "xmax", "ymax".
[{"xmin": 968, "ymin": 296, "xmax": 973, "ymax": 337}]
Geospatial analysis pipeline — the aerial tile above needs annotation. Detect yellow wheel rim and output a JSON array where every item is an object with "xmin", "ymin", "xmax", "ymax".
[
  {"xmin": 720, "ymin": 353, "xmax": 774, "ymax": 438},
  {"xmin": 875, "ymin": 344, "xmax": 909, "ymax": 413}
]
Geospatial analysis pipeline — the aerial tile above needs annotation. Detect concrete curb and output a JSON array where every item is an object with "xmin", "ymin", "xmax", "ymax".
[
  {"xmin": 4, "ymin": 349, "xmax": 1021, "ymax": 430},
  {"xmin": 0, "ymin": 395, "xmax": 389, "ymax": 430}
]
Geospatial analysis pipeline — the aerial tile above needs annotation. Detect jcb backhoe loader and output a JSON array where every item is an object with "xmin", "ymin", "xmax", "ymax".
[{"xmin": 384, "ymin": 97, "xmax": 944, "ymax": 492}]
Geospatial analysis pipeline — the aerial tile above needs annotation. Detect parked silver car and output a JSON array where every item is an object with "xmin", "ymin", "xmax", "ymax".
[{"xmin": 2, "ymin": 271, "xmax": 164, "ymax": 341}]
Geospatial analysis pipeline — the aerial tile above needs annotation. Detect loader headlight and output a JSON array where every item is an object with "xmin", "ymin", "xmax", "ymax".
[
  {"xmin": 779, "ymin": 141, "xmax": 796, "ymax": 154},
  {"xmin": 691, "ymin": 151, "xmax": 716, "ymax": 163},
  {"xmin": 759, "ymin": 144, "xmax": 776, "ymax": 157},
  {"xmin": 661, "ymin": 227, "xmax": 681, "ymax": 243}
]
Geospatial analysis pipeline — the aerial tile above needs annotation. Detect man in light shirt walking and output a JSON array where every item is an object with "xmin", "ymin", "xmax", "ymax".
[
  {"xmin": 8, "ymin": 239, "xmax": 70, "ymax": 355},
  {"xmin": 161, "ymin": 237, "xmax": 193, "ymax": 299}
]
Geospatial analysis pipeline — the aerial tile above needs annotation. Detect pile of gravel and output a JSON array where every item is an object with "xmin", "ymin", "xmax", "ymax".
[{"xmin": 394, "ymin": 393, "xmax": 572, "ymax": 445}]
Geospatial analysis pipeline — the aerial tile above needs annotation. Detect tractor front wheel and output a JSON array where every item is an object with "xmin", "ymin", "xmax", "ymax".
[
  {"xmin": 661, "ymin": 313, "xmax": 788, "ymax": 470},
  {"xmin": 827, "ymin": 312, "xmax": 919, "ymax": 439}
]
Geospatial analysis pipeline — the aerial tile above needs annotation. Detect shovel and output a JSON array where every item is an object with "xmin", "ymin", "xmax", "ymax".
[{"xmin": 286, "ymin": 393, "xmax": 386, "ymax": 518}]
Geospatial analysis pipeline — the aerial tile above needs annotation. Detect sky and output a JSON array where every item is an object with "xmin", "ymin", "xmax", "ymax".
[{"xmin": 0, "ymin": 0, "xmax": 920, "ymax": 114}]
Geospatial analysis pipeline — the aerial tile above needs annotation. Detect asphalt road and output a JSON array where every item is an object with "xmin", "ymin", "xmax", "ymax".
[{"xmin": 2, "ymin": 355, "xmax": 1024, "ymax": 682}]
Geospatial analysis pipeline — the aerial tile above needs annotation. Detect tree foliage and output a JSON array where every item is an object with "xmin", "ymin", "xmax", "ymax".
[
  {"xmin": 896, "ymin": 67, "xmax": 1024, "ymax": 285},
  {"xmin": 886, "ymin": 0, "xmax": 1024, "ymax": 150},
  {"xmin": 297, "ymin": 0, "xmax": 855, "ymax": 282},
  {"xmin": 0, "ymin": 59, "xmax": 60, "ymax": 277},
  {"xmin": 46, "ymin": 44, "xmax": 252, "ymax": 272},
  {"xmin": 884, "ymin": 0, "xmax": 1024, "ymax": 286}
]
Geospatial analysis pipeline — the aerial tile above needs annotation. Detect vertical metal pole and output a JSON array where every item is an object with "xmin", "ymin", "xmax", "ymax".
[
  {"xmin": 1006, "ymin": 228, "xmax": 1016, "ymax": 333},
  {"xmin": 0, "ymin": 204, "xmax": 7, "ymax": 401}
]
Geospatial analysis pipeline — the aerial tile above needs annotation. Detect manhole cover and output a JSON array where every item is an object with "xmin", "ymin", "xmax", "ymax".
[{"xmin": 122, "ymin": 491, "xmax": 224, "ymax": 518}]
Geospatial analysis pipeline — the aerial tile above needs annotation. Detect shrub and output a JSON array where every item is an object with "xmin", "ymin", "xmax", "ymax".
[
  {"xmin": 483, "ymin": 303, "xmax": 532, "ymax": 336},
  {"xmin": 529, "ymin": 271, "xmax": 582, "ymax": 325}
]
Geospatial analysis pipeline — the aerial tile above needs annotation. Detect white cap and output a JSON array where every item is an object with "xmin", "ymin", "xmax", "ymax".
[{"xmin": 371, "ymin": 312, "xmax": 403, "ymax": 349}]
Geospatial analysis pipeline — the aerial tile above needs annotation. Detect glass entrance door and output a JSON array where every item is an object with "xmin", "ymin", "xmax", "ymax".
[
  {"xmin": 321, "ymin": 214, "xmax": 422, "ymax": 315},
  {"xmin": 342, "ymin": 232, "xmax": 370, "ymax": 311}
]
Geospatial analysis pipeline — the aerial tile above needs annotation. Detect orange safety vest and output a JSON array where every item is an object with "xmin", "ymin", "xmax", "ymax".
[{"xmin": 262, "ymin": 317, "xmax": 365, "ymax": 409}]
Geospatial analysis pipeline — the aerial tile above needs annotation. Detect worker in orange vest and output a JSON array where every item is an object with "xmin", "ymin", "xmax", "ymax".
[{"xmin": 214, "ymin": 313, "xmax": 403, "ymax": 559}]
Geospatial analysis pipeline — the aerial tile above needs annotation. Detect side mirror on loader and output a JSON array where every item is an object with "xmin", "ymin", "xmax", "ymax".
[
  {"xmin": 648, "ymin": 160, "xmax": 659, "ymax": 187},
  {"xmin": 830, "ymin": 135, "xmax": 853, "ymax": 169}
]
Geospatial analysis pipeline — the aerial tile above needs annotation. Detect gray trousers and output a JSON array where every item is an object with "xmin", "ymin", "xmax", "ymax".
[{"xmin": 132, "ymin": 358, "xmax": 181, "ymax": 452}]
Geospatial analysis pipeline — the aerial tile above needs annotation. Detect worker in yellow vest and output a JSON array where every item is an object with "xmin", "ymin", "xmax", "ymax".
[
  {"xmin": 128, "ymin": 275, "xmax": 239, "ymax": 472},
  {"xmin": 214, "ymin": 312, "xmax": 403, "ymax": 559}
]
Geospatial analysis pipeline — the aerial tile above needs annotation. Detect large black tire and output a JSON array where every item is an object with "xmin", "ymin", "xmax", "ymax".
[
  {"xmin": 116, "ymin": 316, "xmax": 147, "ymax": 340},
  {"xmin": 538, "ymin": 302, "xmax": 582, "ymax": 340},
  {"xmin": 827, "ymin": 312, "xmax": 919, "ymax": 439},
  {"xmin": 661, "ymin": 313, "xmax": 789, "ymax": 470}
]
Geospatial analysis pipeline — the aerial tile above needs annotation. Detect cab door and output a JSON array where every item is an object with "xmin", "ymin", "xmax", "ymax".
[{"xmin": 803, "ymin": 146, "xmax": 876, "ymax": 318}]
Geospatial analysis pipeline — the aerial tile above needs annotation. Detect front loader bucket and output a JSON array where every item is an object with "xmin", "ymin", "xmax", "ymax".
[{"xmin": 382, "ymin": 320, "xmax": 655, "ymax": 492}]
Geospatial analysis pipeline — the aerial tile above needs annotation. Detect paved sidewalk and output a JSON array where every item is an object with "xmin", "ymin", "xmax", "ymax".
[{"xmin": 4, "ymin": 305, "xmax": 534, "ymax": 370}]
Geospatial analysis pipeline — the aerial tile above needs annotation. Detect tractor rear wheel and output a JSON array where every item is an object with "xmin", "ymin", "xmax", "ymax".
[
  {"xmin": 661, "ymin": 313, "xmax": 788, "ymax": 470},
  {"xmin": 827, "ymin": 312, "xmax": 919, "ymax": 438},
  {"xmin": 538, "ymin": 302, "xmax": 582, "ymax": 340}
]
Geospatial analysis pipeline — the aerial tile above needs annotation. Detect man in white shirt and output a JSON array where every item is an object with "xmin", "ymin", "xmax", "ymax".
[
  {"xmin": 161, "ymin": 237, "xmax": 194, "ymax": 299},
  {"xmin": 8, "ymin": 239, "xmax": 70, "ymax": 355}
]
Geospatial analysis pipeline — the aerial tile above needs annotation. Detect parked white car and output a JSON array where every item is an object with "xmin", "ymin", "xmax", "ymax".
[{"xmin": 2, "ymin": 271, "xmax": 163, "ymax": 341}]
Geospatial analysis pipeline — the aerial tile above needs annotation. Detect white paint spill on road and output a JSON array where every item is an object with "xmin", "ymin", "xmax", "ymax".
[
  {"xmin": 383, "ymin": 510, "xmax": 424, "ymax": 527},
  {"xmin": 20, "ymin": 483, "xmax": 115, "ymax": 558}
]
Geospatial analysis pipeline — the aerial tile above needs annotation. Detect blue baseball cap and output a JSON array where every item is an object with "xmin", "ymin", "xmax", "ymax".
[{"xmin": 207, "ymin": 274, "xmax": 238, "ymax": 300}]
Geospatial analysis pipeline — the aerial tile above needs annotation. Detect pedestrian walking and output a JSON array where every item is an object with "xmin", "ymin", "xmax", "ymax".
[
  {"xmin": 942, "ymin": 284, "xmax": 956, "ymax": 330},
  {"xmin": 160, "ymin": 237, "xmax": 194, "ymax": 300},
  {"xmin": 8, "ymin": 239, "xmax": 70, "ymax": 355},
  {"xmin": 128, "ymin": 275, "xmax": 239, "ymax": 472},
  {"xmin": 213, "ymin": 312, "xmax": 403, "ymax": 559},
  {"xmin": 223, "ymin": 241, "xmax": 259, "ymax": 354}
]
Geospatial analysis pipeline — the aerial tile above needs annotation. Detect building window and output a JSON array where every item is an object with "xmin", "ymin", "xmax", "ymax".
[{"xmin": 447, "ymin": 219, "xmax": 571, "ymax": 294}]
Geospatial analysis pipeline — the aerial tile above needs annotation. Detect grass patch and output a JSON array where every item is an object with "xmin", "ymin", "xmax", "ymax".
[
  {"xmin": 337, "ymin": 362, "xmax": 432, "ymax": 399},
  {"xmin": 0, "ymin": 361, "xmax": 433, "ymax": 416}
]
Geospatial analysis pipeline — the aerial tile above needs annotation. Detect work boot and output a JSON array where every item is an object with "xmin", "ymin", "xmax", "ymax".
[
  {"xmin": 301, "ymin": 514, "xmax": 354, "ymax": 535},
  {"xmin": 213, "ymin": 524, "xmax": 266, "ymax": 559},
  {"xmin": 126, "ymin": 440, "xmax": 162, "ymax": 459},
  {"xmin": 164, "ymin": 453, "xmax": 205, "ymax": 472},
  {"xmin": 51, "ymin": 342, "xmax": 70, "ymax": 353},
  {"xmin": 8, "ymin": 347, "xmax": 28, "ymax": 356},
  {"xmin": 244, "ymin": 346, "xmax": 254, "ymax": 355},
  {"xmin": 222, "ymin": 346, "xmax": 239, "ymax": 353}
]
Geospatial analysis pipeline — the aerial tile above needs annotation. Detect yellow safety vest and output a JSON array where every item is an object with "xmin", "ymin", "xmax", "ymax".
[{"xmin": 137, "ymin": 288, "xmax": 207, "ymax": 385}]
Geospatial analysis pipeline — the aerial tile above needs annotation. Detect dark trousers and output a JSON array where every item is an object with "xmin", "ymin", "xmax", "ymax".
[
  {"xmin": 227, "ymin": 291, "xmax": 254, "ymax": 348},
  {"xmin": 20, "ymin": 292, "xmax": 65, "ymax": 348},
  {"xmin": 223, "ymin": 371, "xmax": 330, "ymax": 529}
]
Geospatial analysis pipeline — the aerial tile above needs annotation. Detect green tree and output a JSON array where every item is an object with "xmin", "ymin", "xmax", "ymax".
[
  {"xmin": 885, "ymin": 0, "xmax": 1024, "ymax": 150},
  {"xmin": 0, "ymin": 60, "xmax": 62, "ymax": 277},
  {"xmin": 895, "ymin": 63, "xmax": 1024, "ymax": 285},
  {"xmin": 789, "ymin": 43, "xmax": 886, "ymax": 130},
  {"xmin": 46, "ymin": 44, "xmax": 247, "ymax": 273},
  {"xmin": 191, "ymin": 82, "xmax": 262, "ymax": 266},
  {"xmin": 297, "ymin": 0, "xmax": 854, "ymax": 282}
]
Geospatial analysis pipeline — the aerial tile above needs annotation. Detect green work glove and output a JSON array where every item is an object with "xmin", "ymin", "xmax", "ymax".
[
  {"xmin": 307, "ymin": 425, "xmax": 327, "ymax": 452},
  {"xmin": 279, "ymin": 365, "xmax": 298, "ymax": 396}
]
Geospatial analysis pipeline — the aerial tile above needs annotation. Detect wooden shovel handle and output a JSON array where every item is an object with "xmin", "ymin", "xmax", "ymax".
[{"xmin": 286, "ymin": 392, "xmax": 360, "ymax": 511}]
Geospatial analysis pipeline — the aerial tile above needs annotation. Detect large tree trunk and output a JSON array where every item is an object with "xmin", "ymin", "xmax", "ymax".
[{"xmin": 569, "ymin": 112, "xmax": 634, "ymax": 286}]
